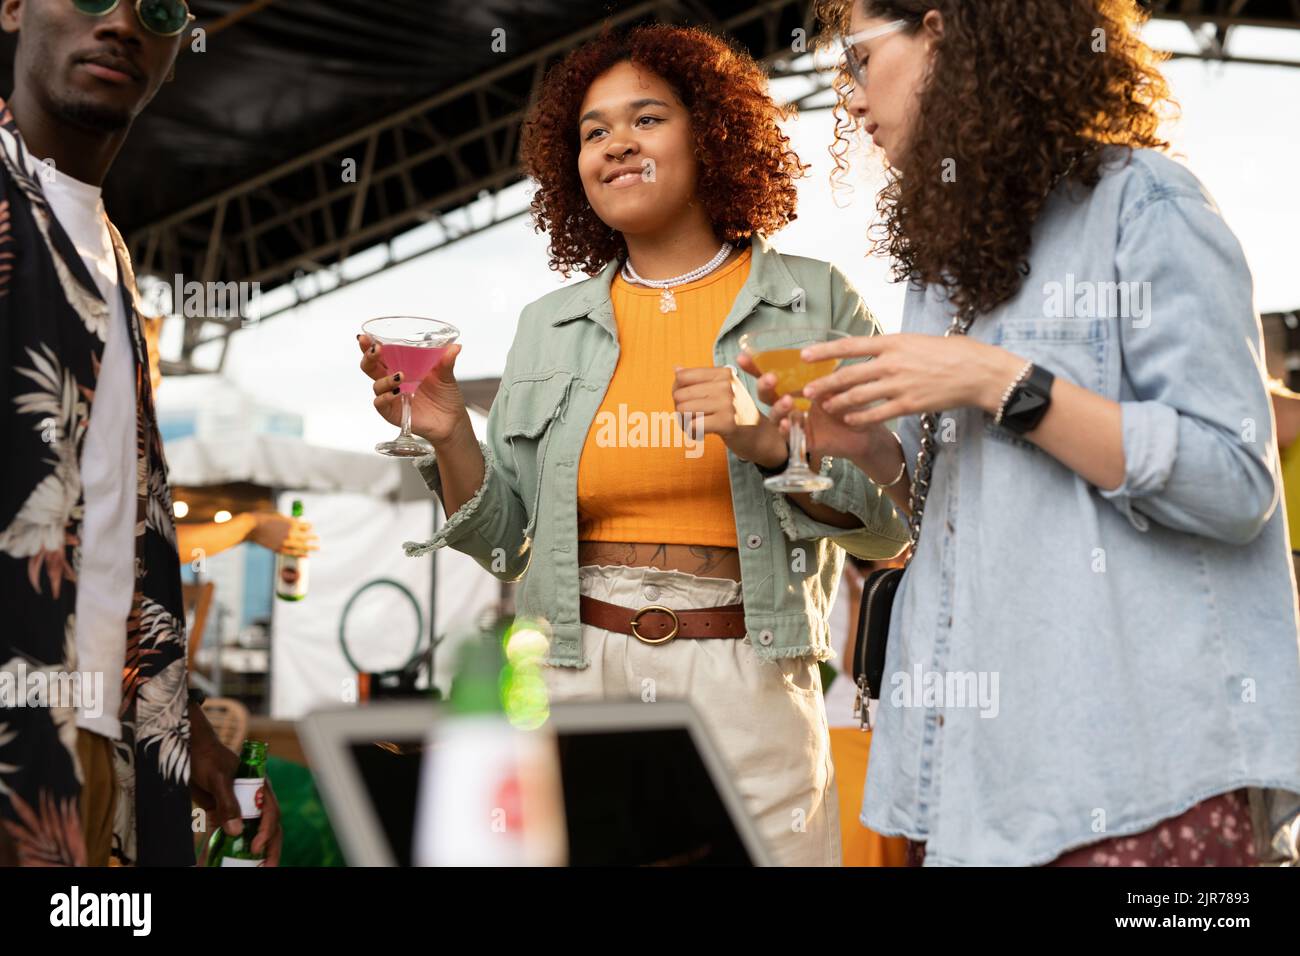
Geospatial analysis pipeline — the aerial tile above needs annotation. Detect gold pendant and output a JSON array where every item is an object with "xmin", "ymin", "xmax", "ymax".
[{"xmin": 659, "ymin": 288, "xmax": 677, "ymax": 314}]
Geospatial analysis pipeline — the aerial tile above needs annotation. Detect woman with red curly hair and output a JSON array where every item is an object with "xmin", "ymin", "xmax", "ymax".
[
  {"xmin": 358, "ymin": 24, "xmax": 909, "ymax": 865},
  {"xmin": 796, "ymin": 0, "xmax": 1300, "ymax": 866}
]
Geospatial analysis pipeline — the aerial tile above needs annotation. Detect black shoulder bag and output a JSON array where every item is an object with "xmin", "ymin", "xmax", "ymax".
[{"xmin": 852, "ymin": 307, "xmax": 977, "ymax": 730}]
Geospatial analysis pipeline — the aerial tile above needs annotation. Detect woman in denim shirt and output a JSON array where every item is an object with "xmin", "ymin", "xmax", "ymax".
[
  {"xmin": 359, "ymin": 25, "xmax": 909, "ymax": 865},
  {"xmin": 796, "ymin": 0, "xmax": 1300, "ymax": 864}
]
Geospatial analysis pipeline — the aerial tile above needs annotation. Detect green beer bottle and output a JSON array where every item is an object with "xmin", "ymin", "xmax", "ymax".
[
  {"xmin": 275, "ymin": 500, "xmax": 308, "ymax": 601},
  {"xmin": 206, "ymin": 740, "xmax": 269, "ymax": 867}
]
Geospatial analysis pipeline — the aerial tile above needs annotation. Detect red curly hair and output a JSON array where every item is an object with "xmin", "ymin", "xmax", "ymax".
[{"xmin": 520, "ymin": 24, "xmax": 807, "ymax": 278}]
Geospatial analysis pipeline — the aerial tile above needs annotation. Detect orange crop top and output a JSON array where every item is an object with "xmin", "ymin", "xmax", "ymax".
[{"xmin": 576, "ymin": 247, "xmax": 752, "ymax": 548}]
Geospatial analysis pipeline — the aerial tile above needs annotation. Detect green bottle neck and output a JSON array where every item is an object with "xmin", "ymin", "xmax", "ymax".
[
  {"xmin": 236, "ymin": 741, "xmax": 269, "ymax": 777},
  {"xmin": 450, "ymin": 639, "xmax": 505, "ymax": 715}
]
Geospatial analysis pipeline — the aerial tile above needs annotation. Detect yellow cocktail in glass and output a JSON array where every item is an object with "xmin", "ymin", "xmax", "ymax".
[
  {"xmin": 750, "ymin": 348, "xmax": 841, "ymax": 412},
  {"xmin": 739, "ymin": 327, "xmax": 849, "ymax": 493}
]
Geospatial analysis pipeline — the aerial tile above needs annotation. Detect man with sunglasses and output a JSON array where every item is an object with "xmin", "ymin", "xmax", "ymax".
[{"xmin": 0, "ymin": 0, "xmax": 281, "ymax": 866}]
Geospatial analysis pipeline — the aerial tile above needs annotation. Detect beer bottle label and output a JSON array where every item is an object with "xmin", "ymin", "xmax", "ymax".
[{"xmin": 234, "ymin": 777, "xmax": 264, "ymax": 819}]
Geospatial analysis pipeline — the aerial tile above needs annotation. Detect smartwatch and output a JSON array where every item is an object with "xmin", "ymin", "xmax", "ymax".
[{"xmin": 998, "ymin": 363, "xmax": 1055, "ymax": 435}]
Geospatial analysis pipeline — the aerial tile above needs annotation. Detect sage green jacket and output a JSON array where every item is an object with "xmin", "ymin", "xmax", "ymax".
[{"xmin": 405, "ymin": 234, "xmax": 908, "ymax": 666}]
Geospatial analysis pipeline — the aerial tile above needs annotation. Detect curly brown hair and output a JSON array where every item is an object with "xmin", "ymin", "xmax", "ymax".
[
  {"xmin": 519, "ymin": 24, "xmax": 807, "ymax": 278},
  {"xmin": 815, "ymin": 0, "xmax": 1178, "ymax": 317}
]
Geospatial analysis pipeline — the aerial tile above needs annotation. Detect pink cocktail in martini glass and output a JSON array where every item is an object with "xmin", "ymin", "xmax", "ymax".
[
  {"xmin": 362, "ymin": 316, "xmax": 460, "ymax": 458},
  {"xmin": 383, "ymin": 343, "xmax": 448, "ymax": 394}
]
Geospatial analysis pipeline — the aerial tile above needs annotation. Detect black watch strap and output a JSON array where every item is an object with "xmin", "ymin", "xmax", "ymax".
[
  {"xmin": 999, "ymin": 364, "xmax": 1055, "ymax": 435},
  {"xmin": 753, "ymin": 457, "xmax": 786, "ymax": 478}
]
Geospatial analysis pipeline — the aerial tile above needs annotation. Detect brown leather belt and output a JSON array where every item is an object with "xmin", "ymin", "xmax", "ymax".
[{"xmin": 579, "ymin": 594, "xmax": 747, "ymax": 644}]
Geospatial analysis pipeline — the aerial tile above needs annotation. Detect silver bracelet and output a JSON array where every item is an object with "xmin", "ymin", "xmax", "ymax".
[
  {"xmin": 875, "ymin": 430, "xmax": 908, "ymax": 488},
  {"xmin": 994, "ymin": 361, "xmax": 1034, "ymax": 426}
]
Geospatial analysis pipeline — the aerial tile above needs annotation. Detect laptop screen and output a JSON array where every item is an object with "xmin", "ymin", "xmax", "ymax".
[{"xmin": 345, "ymin": 724, "xmax": 756, "ymax": 866}]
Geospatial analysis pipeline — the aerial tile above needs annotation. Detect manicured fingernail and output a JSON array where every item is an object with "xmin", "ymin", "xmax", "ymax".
[
  {"xmin": 391, "ymin": 387, "xmax": 399, "ymax": 395},
  {"xmin": 355, "ymin": 334, "xmax": 361, "ymax": 340},
  {"xmin": 392, "ymin": 372, "xmax": 401, "ymax": 382}
]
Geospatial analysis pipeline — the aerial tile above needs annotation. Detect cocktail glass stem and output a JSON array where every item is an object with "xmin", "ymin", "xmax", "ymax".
[
  {"xmin": 763, "ymin": 401, "xmax": 830, "ymax": 492},
  {"xmin": 789, "ymin": 409, "xmax": 810, "ymax": 470},
  {"xmin": 399, "ymin": 393, "xmax": 415, "ymax": 444}
]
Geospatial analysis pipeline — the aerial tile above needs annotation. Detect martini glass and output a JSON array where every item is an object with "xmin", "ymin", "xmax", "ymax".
[
  {"xmin": 739, "ymin": 327, "xmax": 849, "ymax": 493},
  {"xmin": 363, "ymin": 316, "xmax": 460, "ymax": 458}
]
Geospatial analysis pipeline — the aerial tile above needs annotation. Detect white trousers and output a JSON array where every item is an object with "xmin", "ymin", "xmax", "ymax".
[{"xmin": 541, "ymin": 564, "xmax": 841, "ymax": 866}]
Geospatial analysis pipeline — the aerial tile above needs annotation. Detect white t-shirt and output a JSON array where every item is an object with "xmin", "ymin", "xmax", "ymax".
[{"xmin": 38, "ymin": 163, "xmax": 135, "ymax": 741}]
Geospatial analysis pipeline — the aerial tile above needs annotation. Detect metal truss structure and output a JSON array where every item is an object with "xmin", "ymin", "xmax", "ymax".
[{"xmin": 128, "ymin": 0, "xmax": 1300, "ymax": 375}]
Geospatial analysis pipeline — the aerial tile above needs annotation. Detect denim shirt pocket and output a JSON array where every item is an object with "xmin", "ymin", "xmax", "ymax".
[
  {"xmin": 500, "ymin": 370, "xmax": 574, "ymax": 537},
  {"xmin": 984, "ymin": 317, "xmax": 1111, "ymax": 449}
]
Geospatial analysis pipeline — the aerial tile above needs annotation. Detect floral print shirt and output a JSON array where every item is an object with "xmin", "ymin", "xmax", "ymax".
[{"xmin": 0, "ymin": 98, "xmax": 192, "ymax": 866}]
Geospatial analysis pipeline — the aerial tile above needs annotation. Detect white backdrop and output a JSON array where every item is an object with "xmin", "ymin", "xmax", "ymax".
[{"xmin": 270, "ymin": 489, "xmax": 503, "ymax": 718}]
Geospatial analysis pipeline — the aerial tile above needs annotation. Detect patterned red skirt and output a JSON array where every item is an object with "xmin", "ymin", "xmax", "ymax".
[{"xmin": 905, "ymin": 789, "xmax": 1257, "ymax": 866}]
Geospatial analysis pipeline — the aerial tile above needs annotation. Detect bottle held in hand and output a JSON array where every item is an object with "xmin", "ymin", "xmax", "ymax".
[
  {"xmin": 206, "ymin": 740, "xmax": 269, "ymax": 867},
  {"xmin": 275, "ymin": 500, "xmax": 308, "ymax": 601}
]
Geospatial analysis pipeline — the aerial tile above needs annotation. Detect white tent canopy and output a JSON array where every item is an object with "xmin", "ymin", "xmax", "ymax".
[
  {"xmin": 164, "ymin": 432, "xmax": 502, "ymax": 718},
  {"xmin": 165, "ymin": 433, "xmax": 431, "ymax": 502}
]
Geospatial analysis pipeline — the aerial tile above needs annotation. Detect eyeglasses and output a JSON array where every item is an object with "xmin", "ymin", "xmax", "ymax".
[
  {"xmin": 71, "ymin": 0, "xmax": 194, "ymax": 38},
  {"xmin": 839, "ymin": 19, "xmax": 908, "ymax": 90}
]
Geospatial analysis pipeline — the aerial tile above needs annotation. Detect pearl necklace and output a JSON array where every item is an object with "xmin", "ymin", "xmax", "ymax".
[{"xmin": 621, "ymin": 242, "xmax": 734, "ymax": 313}]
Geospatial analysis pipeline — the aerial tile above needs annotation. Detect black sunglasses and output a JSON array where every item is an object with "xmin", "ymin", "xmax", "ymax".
[{"xmin": 71, "ymin": 0, "xmax": 194, "ymax": 38}]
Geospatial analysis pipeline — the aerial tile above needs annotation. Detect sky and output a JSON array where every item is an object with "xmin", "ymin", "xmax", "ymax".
[{"xmin": 156, "ymin": 22, "xmax": 1300, "ymax": 454}]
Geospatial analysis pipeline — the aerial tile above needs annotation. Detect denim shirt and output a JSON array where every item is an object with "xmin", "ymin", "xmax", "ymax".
[
  {"xmin": 862, "ymin": 148, "xmax": 1300, "ymax": 865},
  {"xmin": 405, "ymin": 234, "xmax": 909, "ymax": 666}
]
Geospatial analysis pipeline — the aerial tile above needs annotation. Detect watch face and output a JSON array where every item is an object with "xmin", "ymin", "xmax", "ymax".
[
  {"xmin": 1004, "ymin": 387, "xmax": 1047, "ymax": 417},
  {"xmin": 1001, "ymin": 366, "xmax": 1054, "ymax": 435}
]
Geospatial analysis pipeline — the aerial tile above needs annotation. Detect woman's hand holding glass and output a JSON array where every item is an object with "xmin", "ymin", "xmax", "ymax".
[
  {"xmin": 737, "ymin": 350, "xmax": 872, "ymax": 460},
  {"xmin": 792, "ymin": 333, "xmax": 1026, "ymax": 471},
  {"xmin": 358, "ymin": 334, "xmax": 470, "ymax": 447},
  {"xmin": 801, "ymin": 333, "xmax": 1023, "ymax": 418}
]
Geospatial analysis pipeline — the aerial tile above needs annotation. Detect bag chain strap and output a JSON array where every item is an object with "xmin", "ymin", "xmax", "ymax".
[{"xmin": 903, "ymin": 306, "xmax": 978, "ymax": 560}]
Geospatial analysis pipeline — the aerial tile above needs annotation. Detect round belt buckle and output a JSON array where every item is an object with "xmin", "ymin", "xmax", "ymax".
[{"xmin": 630, "ymin": 604, "xmax": 679, "ymax": 645}]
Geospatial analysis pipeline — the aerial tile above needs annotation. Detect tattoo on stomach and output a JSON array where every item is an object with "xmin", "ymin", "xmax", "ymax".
[{"xmin": 577, "ymin": 542, "xmax": 742, "ymax": 579}]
